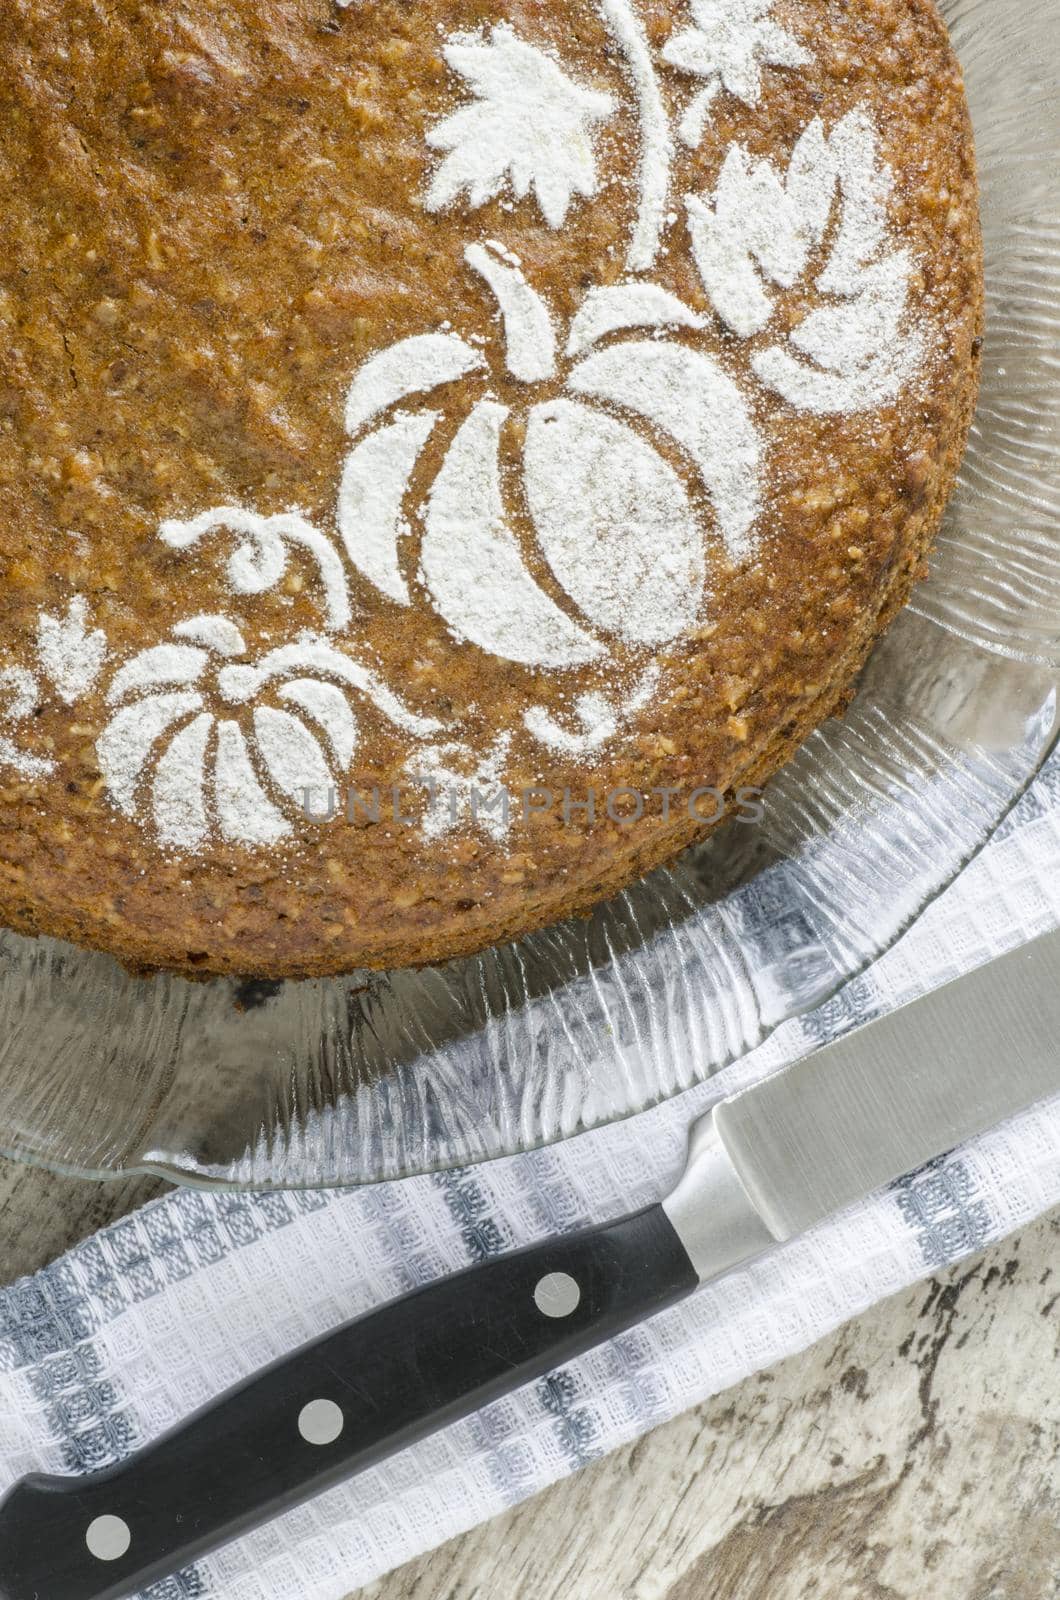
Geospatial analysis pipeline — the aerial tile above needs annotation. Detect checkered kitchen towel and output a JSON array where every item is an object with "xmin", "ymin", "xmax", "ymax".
[{"xmin": 2, "ymin": 756, "xmax": 1060, "ymax": 1600}]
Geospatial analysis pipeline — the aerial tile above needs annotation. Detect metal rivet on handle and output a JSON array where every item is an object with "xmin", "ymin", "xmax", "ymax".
[
  {"xmin": 85, "ymin": 1514, "xmax": 131, "ymax": 1562},
  {"xmin": 534, "ymin": 1271, "xmax": 581, "ymax": 1319},
  {"xmin": 298, "ymin": 1397, "xmax": 345, "ymax": 1445}
]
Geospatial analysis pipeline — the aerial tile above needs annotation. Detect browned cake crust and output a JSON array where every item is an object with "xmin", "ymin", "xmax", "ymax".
[{"xmin": 0, "ymin": 0, "xmax": 981, "ymax": 979}]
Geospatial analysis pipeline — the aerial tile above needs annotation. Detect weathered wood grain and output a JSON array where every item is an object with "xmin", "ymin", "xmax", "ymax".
[
  {"xmin": 361, "ymin": 1212, "xmax": 1059, "ymax": 1600},
  {"xmin": 1, "ymin": 1155, "xmax": 1055, "ymax": 1600}
]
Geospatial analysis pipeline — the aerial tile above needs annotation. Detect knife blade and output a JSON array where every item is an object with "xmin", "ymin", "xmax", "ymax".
[
  {"xmin": 1, "ymin": 929, "xmax": 1056, "ymax": 1600},
  {"xmin": 664, "ymin": 925, "xmax": 1060, "ymax": 1273}
]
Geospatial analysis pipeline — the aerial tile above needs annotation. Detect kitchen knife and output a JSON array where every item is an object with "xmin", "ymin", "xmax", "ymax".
[{"xmin": 1, "ymin": 927, "xmax": 1057, "ymax": 1600}]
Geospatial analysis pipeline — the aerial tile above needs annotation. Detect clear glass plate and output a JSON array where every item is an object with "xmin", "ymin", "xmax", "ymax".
[{"xmin": 1, "ymin": 0, "xmax": 1057, "ymax": 1190}]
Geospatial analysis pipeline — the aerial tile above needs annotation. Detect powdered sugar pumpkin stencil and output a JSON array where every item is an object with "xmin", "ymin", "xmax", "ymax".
[
  {"xmin": 337, "ymin": 241, "xmax": 764, "ymax": 671},
  {"xmin": 75, "ymin": 0, "xmax": 931, "ymax": 853},
  {"xmin": 96, "ymin": 617, "xmax": 443, "ymax": 851}
]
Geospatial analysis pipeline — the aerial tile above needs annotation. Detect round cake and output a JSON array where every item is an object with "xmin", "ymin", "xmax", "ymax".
[{"xmin": 0, "ymin": 0, "xmax": 981, "ymax": 979}]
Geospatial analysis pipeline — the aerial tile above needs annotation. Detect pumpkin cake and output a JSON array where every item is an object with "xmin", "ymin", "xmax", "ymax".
[{"xmin": 0, "ymin": 0, "xmax": 981, "ymax": 979}]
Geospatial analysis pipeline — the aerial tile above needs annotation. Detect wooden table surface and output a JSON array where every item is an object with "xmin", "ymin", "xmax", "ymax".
[{"xmin": 1, "ymin": 1155, "xmax": 1057, "ymax": 1599}]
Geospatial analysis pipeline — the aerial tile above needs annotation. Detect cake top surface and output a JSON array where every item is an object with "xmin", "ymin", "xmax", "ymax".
[{"xmin": 0, "ymin": 0, "xmax": 980, "ymax": 975}]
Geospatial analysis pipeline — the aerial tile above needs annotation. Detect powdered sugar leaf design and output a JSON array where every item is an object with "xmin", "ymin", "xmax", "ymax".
[
  {"xmin": 36, "ymin": 596, "xmax": 107, "ymax": 706},
  {"xmin": 0, "ymin": 666, "xmax": 56, "ymax": 780},
  {"xmin": 337, "ymin": 244, "xmax": 765, "ymax": 678},
  {"xmin": 97, "ymin": 619, "xmax": 445, "ymax": 851},
  {"xmin": 686, "ymin": 118, "xmax": 832, "ymax": 337},
  {"xmin": 664, "ymin": 0, "xmax": 811, "ymax": 149},
  {"xmin": 688, "ymin": 106, "xmax": 924, "ymax": 413},
  {"xmin": 426, "ymin": 24, "xmax": 617, "ymax": 230},
  {"xmin": 754, "ymin": 254, "xmax": 921, "ymax": 413},
  {"xmin": 754, "ymin": 112, "xmax": 924, "ymax": 411}
]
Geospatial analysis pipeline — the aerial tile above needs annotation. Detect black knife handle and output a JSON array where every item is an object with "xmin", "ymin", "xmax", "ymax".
[{"xmin": 0, "ymin": 1203, "xmax": 697, "ymax": 1600}]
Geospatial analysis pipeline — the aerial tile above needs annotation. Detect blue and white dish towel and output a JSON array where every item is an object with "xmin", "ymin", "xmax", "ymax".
[{"xmin": 3, "ymin": 755, "xmax": 1060, "ymax": 1600}]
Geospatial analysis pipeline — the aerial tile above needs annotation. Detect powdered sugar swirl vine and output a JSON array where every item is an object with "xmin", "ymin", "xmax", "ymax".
[{"xmin": 159, "ymin": 508, "xmax": 354, "ymax": 633}]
